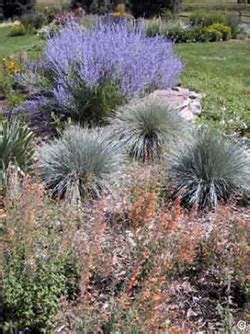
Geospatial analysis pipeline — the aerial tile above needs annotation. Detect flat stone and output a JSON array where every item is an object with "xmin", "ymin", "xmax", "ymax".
[{"xmin": 146, "ymin": 87, "xmax": 205, "ymax": 121}]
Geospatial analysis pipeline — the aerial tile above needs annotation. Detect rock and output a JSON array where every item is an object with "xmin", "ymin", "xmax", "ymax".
[{"xmin": 146, "ymin": 87, "xmax": 205, "ymax": 121}]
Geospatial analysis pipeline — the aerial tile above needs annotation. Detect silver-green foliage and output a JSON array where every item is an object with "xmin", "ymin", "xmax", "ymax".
[
  {"xmin": 169, "ymin": 129, "xmax": 250, "ymax": 208},
  {"xmin": 39, "ymin": 126, "xmax": 124, "ymax": 199},
  {"xmin": 109, "ymin": 100, "xmax": 188, "ymax": 162},
  {"xmin": 0, "ymin": 118, "xmax": 34, "ymax": 184}
]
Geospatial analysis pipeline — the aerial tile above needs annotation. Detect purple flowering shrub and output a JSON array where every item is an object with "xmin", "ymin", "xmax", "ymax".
[{"xmin": 16, "ymin": 20, "xmax": 183, "ymax": 127}]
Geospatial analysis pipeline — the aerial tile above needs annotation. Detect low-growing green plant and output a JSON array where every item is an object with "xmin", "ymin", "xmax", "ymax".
[
  {"xmin": 190, "ymin": 11, "xmax": 226, "ymax": 28},
  {"xmin": 146, "ymin": 19, "xmax": 187, "ymax": 39},
  {"xmin": 0, "ymin": 73, "xmax": 13, "ymax": 98},
  {"xmin": 7, "ymin": 93, "xmax": 26, "ymax": 108},
  {"xmin": 109, "ymin": 100, "xmax": 188, "ymax": 162},
  {"xmin": 39, "ymin": 126, "xmax": 124, "ymax": 200},
  {"xmin": 3, "ymin": 177, "xmax": 80, "ymax": 332},
  {"xmin": 9, "ymin": 23, "xmax": 26, "ymax": 37},
  {"xmin": 4, "ymin": 258, "xmax": 68, "ymax": 332},
  {"xmin": 0, "ymin": 118, "xmax": 34, "ymax": 185},
  {"xmin": 167, "ymin": 26, "xmax": 209, "ymax": 43},
  {"xmin": 146, "ymin": 18, "xmax": 209, "ymax": 43},
  {"xmin": 168, "ymin": 128, "xmax": 250, "ymax": 208},
  {"xmin": 189, "ymin": 11, "xmax": 240, "ymax": 39}
]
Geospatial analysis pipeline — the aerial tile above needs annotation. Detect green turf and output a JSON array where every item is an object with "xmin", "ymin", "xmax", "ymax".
[
  {"xmin": 0, "ymin": 26, "xmax": 42, "ymax": 58},
  {"xmin": 175, "ymin": 40, "xmax": 250, "ymax": 134}
]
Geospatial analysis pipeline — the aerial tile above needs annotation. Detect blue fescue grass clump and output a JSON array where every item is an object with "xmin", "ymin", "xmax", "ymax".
[
  {"xmin": 39, "ymin": 126, "xmax": 124, "ymax": 200},
  {"xmin": 16, "ymin": 20, "xmax": 183, "ymax": 126},
  {"xmin": 168, "ymin": 128, "xmax": 250, "ymax": 208},
  {"xmin": 109, "ymin": 100, "xmax": 188, "ymax": 162}
]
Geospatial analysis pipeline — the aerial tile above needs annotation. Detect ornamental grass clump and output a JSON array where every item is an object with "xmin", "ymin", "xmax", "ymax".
[
  {"xmin": 168, "ymin": 129, "xmax": 250, "ymax": 208},
  {"xmin": 109, "ymin": 100, "xmax": 188, "ymax": 162},
  {"xmin": 0, "ymin": 118, "xmax": 34, "ymax": 185},
  {"xmin": 17, "ymin": 20, "xmax": 183, "ymax": 127},
  {"xmin": 39, "ymin": 126, "xmax": 124, "ymax": 200}
]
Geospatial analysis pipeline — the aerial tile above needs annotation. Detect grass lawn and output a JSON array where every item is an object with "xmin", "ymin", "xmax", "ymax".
[
  {"xmin": 0, "ymin": 26, "xmax": 42, "ymax": 58},
  {"xmin": 175, "ymin": 40, "xmax": 250, "ymax": 134}
]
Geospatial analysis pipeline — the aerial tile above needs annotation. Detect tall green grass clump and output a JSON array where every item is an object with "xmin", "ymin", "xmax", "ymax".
[
  {"xmin": 0, "ymin": 118, "xmax": 34, "ymax": 185},
  {"xmin": 168, "ymin": 129, "xmax": 250, "ymax": 208}
]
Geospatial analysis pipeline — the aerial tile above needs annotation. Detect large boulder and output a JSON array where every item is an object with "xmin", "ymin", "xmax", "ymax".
[{"xmin": 147, "ymin": 87, "xmax": 205, "ymax": 121}]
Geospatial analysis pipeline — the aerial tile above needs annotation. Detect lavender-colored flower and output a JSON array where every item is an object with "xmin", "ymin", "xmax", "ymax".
[
  {"xmin": 45, "ymin": 20, "xmax": 183, "ymax": 99},
  {"xmin": 12, "ymin": 96, "xmax": 53, "ymax": 134},
  {"xmin": 15, "ymin": 20, "xmax": 183, "ymax": 127}
]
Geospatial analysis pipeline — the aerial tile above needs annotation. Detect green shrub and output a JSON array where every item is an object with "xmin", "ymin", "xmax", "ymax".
[
  {"xmin": 7, "ymin": 94, "xmax": 26, "ymax": 108},
  {"xmin": 146, "ymin": 17, "xmax": 234, "ymax": 43},
  {"xmin": 146, "ymin": 19, "xmax": 209, "ymax": 43},
  {"xmin": 189, "ymin": 11, "xmax": 239, "ymax": 39},
  {"xmin": 9, "ymin": 23, "xmax": 26, "ymax": 37},
  {"xmin": 39, "ymin": 126, "xmax": 124, "ymax": 200},
  {"xmin": 0, "ymin": 118, "xmax": 34, "ymax": 185},
  {"xmin": 225, "ymin": 14, "xmax": 240, "ymax": 38},
  {"xmin": 0, "ymin": 73, "xmax": 13, "ymax": 98},
  {"xmin": 146, "ymin": 19, "xmax": 185, "ymax": 39},
  {"xmin": 166, "ymin": 25, "xmax": 209, "ymax": 43},
  {"xmin": 168, "ymin": 128, "xmax": 250, "ymax": 208},
  {"xmin": 20, "ymin": 13, "xmax": 47, "ymax": 33},
  {"xmin": 41, "ymin": 5, "xmax": 64, "ymax": 23},
  {"xmin": 109, "ymin": 100, "xmax": 188, "ymax": 162},
  {"xmin": 3, "ymin": 178, "xmax": 80, "ymax": 332},
  {"xmin": 4, "ymin": 259, "xmax": 68, "ymax": 331},
  {"xmin": 203, "ymin": 23, "xmax": 232, "ymax": 42},
  {"xmin": 190, "ymin": 11, "xmax": 226, "ymax": 28}
]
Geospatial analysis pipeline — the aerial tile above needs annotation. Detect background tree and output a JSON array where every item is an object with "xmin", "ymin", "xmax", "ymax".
[
  {"xmin": 3, "ymin": 0, "xmax": 35, "ymax": 19},
  {"xmin": 71, "ymin": 0, "xmax": 182, "ymax": 17},
  {"xmin": 130, "ymin": 0, "xmax": 182, "ymax": 18},
  {"xmin": 71, "ymin": 0, "xmax": 115, "ymax": 13}
]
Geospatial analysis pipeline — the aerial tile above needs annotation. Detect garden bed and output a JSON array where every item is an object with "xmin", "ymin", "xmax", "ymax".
[{"xmin": 0, "ymin": 13, "xmax": 249, "ymax": 333}]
